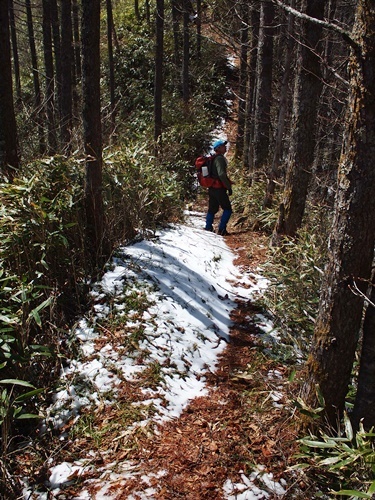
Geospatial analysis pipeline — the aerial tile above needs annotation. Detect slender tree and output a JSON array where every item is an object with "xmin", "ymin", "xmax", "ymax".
[
  {"xmin": 171, "ymin": 0, "xmax": 181, "ymax": 68},
  {"xmin": 0, "ymin": 0, "xmax": 19, "ymax": 176},
  {"xmin": 42, "ymin": 0, "xmax": 57, "ymax": 153},
  {"xmin": 235, "ymin": 1, "xmax": 249, "ymax": 159},
  {"xmin": 263, "ymin": 2, "xmax": 295, "ymax": 208},
  {"xmin": 106, "ymin": 0, "xmax": 116, "ymax": 136},
  {"xmin": 353, "ymin": 274, "xmax": 375, "ymax": 430},
  {"xmin": 182, "ymin": 0, "xmax": 190, "ymax": 103},
  {"xmin": 252, "ymin": 0, "xmax": 275, "ymax": 175},
  {"xmin": 60, "ymin": 0, "xmax": 73, "ymax": 149},
  {"xmin": 145, "ymin": 0, "xmax": 150, "ymax": 24},
  {"xmin": 50, "ymin": 0, "xmax": 61, "ymax": 117},
  {"xmin": 154, "ymin": 0, "xmax": 164, "ymax": 150},
  {"xmin": 273, "ymin": 0, "xmax": 325, "ymax": 239},
  {"xmin": 135, "ymin": 0, "xmax": 140, "ymax": 21},
  {"xmin": 196, "ymin": 0, "xmax": 202, "ymax": 61},
  {"xmin": 25, "ymin": 0, "xmax": 45, "ymax": 154},
  {"xmin": 302, "ymin": 0, "xmax": 375, "ymax": 428},
  {"xmin": 8, "ymin": 0, "xmax": 21, "ymax": 101},
  {"xmin": 81, "ymin": 0, "xmax": 104, "ymax": 265},
  {"xmin": 243, "ymin": 5, "xmax": 260, "ymax": 173},
  {"xmin": 72, "ymin": 0, "xmax": 81, "ymax": 81},
  {"xmin": 312, "ymin": 0, "xmax": 348, "ymax": 192},
  {"xmin": 72, "ymin": 0, "xmax": 81, "ymax": 118}
]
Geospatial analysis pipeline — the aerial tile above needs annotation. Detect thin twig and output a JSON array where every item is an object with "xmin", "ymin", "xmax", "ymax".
[{"xmin": 271, "ymin": 0, "xmax": 356, "ymax": 49}]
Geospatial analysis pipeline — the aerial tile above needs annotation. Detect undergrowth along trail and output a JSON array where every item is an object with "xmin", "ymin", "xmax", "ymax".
[{"xmin": 19, "ymin": 209, "xmax": 307, "ymax": 499}]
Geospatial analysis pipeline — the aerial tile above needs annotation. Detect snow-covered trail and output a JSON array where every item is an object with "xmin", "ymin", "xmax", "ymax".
[{"xmin": 23, "ymin": 210, "xmax": 285, "ymax": 500}]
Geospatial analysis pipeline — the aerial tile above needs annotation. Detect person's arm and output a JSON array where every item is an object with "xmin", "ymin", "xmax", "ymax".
[{"xmin": 215, "ymin": 156, "xmax": 232, "ymax": 190}]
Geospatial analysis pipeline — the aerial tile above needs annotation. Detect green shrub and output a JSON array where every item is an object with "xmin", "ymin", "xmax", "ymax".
[
  {"xmin": 233, "ymin": 179, "xmax": 329, "ymax": 354},
  {"xmin": 103, "ymin": 145, "xmax": 185, "ymax": 244},
  {"xmin": 0, "ymin": 148, "xmax": 186, "ymax": 492},
  {"xmin": 296, "ymin": 413, "xmax": 375, "ymax": 498},
  {"xmin": 263, "ymin": 230, "xmax": 324, "ymax": 337}
]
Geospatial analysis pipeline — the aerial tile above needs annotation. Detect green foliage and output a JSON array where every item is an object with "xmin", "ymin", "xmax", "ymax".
[
  {"xmin": 5, "ymin": 0, "xmax": 238, "ymax": 490},
  {"xmin": 69, "ymin": 399, "xmax": 153, "ymax": 450},
  {"xmin": 103, "ymin": 145, "xmax": 185, "ymax": 243},
  {"xmin": 261, "ymin": 230, "xmax": 324, "ymax": 343},
  {"xmin": 113, "ymin": 28, "xmax": 155, "ymax": 120},
  {"xmin": 231, "ymin": 178, "xmax": 330, "ymax": 356},
  {"xmin": 295, "ymin": 414, "xmax": 375, "ymax": 498},
  {"xmin": 0, "ymin": 379, "xmax": 43, "ymax": 451},
  {"xmin": 0, "ymin": 147, "xmax": 186, "ymax": 492},
  {"xmin": 0, "ymin": 156, "xmax": 86, "ymax": 324},
  {"xmin": 0, "ymin": 158, "xmax": 86, "ymax": 489},
  {"xmin": 106, "ymin": 12, "xmax": 231, "ymax": 152},
  {"xmin": 230, "ymin": 177, "xmax": 281, "ymax": 232},
  {"xmin": 253, "ymin": 205, "xmax": 328, "ymax": 356},
  {"xmin": 0, "ymin": 377, "xmax": 45, "ymax": 496}
]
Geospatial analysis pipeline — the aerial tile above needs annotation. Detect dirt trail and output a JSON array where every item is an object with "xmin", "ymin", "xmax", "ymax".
[{"xmin": 81, "ymin": 230, "xmax": 304, "ymax": 499}]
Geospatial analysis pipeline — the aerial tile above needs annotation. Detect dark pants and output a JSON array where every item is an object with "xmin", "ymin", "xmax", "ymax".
[{"xmin": 205, "ymin": 188, "xmax": 232, "ymax": 232}]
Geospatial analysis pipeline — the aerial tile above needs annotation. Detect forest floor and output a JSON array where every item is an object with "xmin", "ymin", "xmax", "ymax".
[
  {"xmin": 17, "ymin": 205, "xmax": 319, "ymax": 500},
  {"xmin": 16, "ymin": 51, "xmax": 322, "ymax": 500},
  {"xmin": 100, "ymin": 226, "xmax": 308, "ymax": 499}
]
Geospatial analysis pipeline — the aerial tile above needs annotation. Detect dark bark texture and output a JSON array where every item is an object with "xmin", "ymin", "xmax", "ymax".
[
  {"xmin": 353, "ymin": 275, "xmax": 375, "ymax": 430},
  {"xmin": 154, "ymin": 0, "xmax": 164, "ymax": 147},
  {"xmin": 277, "ymin": 0, "xmax": 325, "ymax": 237},
  {"xmin": 82, "ymin": 0, "xmax": 104, "ymax": 265},
  {"xmin": 302, "ymin": 1, "xmax": 375, "ymax": 427},
  {"xmin": 42, "ymin": 0, "xmax": 57, "ymax": 152},
  {"xmin": 0, "ymin": 0, "xmax": 19, "ymax": 174},
  {"xmin": 60, "ymin": 0, "xmax": 73, "ymax": 148},
  {"xmin": 253, "ymin": 0, "xmax": 274, "ymax": 173}
]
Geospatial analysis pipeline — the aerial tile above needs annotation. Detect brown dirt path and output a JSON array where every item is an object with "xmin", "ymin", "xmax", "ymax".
[{"xmin": 81, "ymin": 229, "xmax": 308, "ymax": 499}]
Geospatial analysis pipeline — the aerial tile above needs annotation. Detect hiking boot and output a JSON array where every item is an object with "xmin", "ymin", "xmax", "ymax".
[
  {"xmin": 204, "ymin": 227, "xmax": 214, "ymax": 232},
  {"xmin": 218, "ymin": 228, "xmax": 230, "ymax": 236}
]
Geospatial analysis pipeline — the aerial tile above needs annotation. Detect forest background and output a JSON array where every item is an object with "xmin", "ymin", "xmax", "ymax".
[{"xmin": 1, "ymin": 0, "xmax": 375, "ymax": 498}]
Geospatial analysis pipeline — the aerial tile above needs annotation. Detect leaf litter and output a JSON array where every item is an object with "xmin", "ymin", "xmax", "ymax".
[{"xmin": 20, "ymin": 209, "xmax": 307, "ymax": 499}]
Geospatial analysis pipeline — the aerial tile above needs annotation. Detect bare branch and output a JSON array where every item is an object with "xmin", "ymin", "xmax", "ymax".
[{"xmin": 271, "ymin": 0, "xmax": 357, "ymax": 49}]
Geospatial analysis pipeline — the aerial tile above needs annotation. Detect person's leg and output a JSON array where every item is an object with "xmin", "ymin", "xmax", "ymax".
[
  {"xmin": 218, "ymin": 210, "xmax": 232, "ymax": 234},
  {"xmin": 217, "ymin": 189, "xmax": 232, "ymax": 234},
  {"xmin": 205, "ymin": 189, "xmax": 219, "ymax": 231},
  {"xmin": 205, "ymin": 212, "xmax": 215, "ymax": 231}
]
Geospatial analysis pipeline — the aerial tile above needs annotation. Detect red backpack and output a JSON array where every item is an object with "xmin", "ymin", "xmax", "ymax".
[{"xmin": 195, "ymin": 154, "xmax": 223, "ymax": 188}]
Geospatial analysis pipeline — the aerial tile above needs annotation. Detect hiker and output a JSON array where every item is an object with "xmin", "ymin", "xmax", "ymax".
[{"xmin": 204, "ymin": 139, "xmax": 233, "ymax": 236}]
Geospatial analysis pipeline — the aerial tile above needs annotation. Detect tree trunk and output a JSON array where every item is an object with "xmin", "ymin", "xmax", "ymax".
[
  {"xmin": 182, "ymin": 0, "xmax": 190, "ymax": 104},
  {"xmin": 25, "ymin": 0, "xmax": 45, "ymax": 154},
  {"xmin": 134, "ymin": 0, "xmax": 140, "ymax": 21},
  {"xmin": 82, "ymin": 0, "xmax": 104, "ymax": 266},
  {"xmin": 106, "ymin": 0, "xmax": 116, "ymax": 136},
  {"xmin": 243, "ymin": 5, "xmax": 260, "ymax": 175},
  {"xmin": 50, "ymin": 0, "xmax": 61, "ymax": 118},
  {"xmin": 196, "ymin": 0, "xmax": 201, "ymax": 61},
  {"xmin": 312, "ymin": 0, "xmax": 347, "ymax": 205},
  {"xmin": 263, "ymin": 2, "xmax": 295, "ymax": 208},
  {"xmin": 252, "ymin": 0, "xmax": 274, "ymax": 175},
  {"xmin": 302, "ymin": 0, "xmax": 375, "ymax": 428},
  {"xmin": 8, "ymin": 0, "xmax": 21, "ymax": 101},
  {"xmin": 42, "ymin": 0, "xmax": 57, "ymax": 153},
  {"xmin": 171, "ymin": 0, "xmax": 180, "ymax": 67},
  {"xmin": 273, "ymin": 0, "xmax": 324, "ymax": 239},
  {"xmin": 72, "ymin": 0, "xmax": 81, "ymax": 81},
  {"xmin": 0, "ymin": 0, "xmax": 19, "ymax": 176},
  {"xmin": 145, "ymin": 0, "xmax": 150, "ymax": 25},
  {"xmin": 353, "ymin": 274, "xmax": 375, "ymax": 431},
  {"xmin": 72, "ymin": 0, "xmax": 81, "ymax": 118},
  {"xmin": 60, "ymin": 0, "xmax": 73, "ymax": 150},
  {"xmin": 154, "ymin": 0, "xmax": 164, "ymax": 150},
  {"xmin": 235, "ymin": 2, "xmax": 249, "ymax": 159}
]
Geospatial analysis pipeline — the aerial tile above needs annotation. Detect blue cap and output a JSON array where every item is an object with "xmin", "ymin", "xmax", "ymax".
[{"xmin": 213, "ymin": 139, "xmax": 228, "ymax": 150}]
